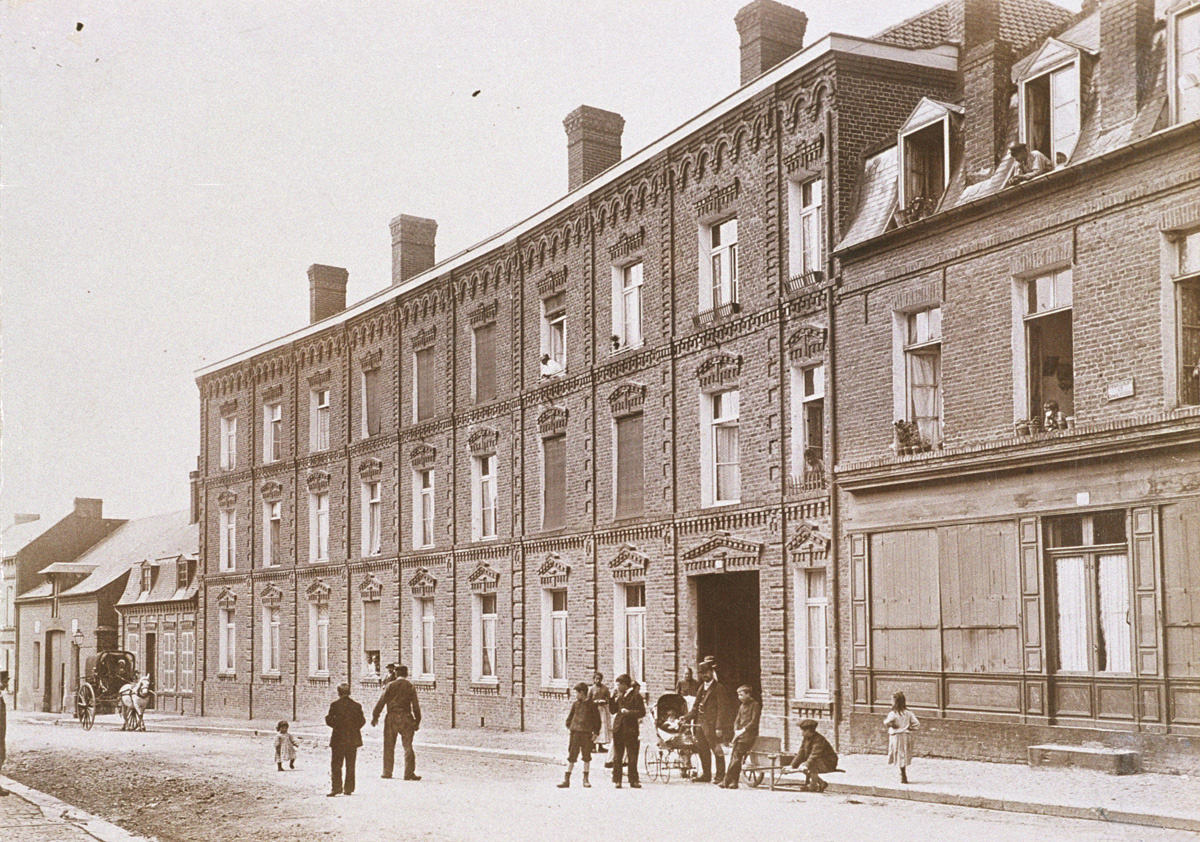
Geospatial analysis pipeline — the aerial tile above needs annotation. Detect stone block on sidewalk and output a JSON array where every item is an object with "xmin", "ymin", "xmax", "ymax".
[{"xmin": 1027, "ymin": 744, "xmax": 1139, "ymax": 775}]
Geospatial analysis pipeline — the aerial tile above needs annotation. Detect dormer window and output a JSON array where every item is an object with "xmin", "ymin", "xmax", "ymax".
[
  {"xmin": 1019, "ymin": 40, "xmax": 1084, "ymax": 166},
  {"xmin": 1171, "ymin": 2, "xmax": 1200, "ymax": 125},
  {"xmin": 141, "ymin": 565, "xmax": 153, "ymax": 594},
  {"xmin": 897, "ymin": 99, "xmax": 960, "ymax": 224}
]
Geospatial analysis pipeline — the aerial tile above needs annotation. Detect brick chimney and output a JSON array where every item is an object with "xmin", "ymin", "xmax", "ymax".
[
  {"xmin": 1099, "ymin": 0, "xmax": 1154, "ymax": 130},
  {"xmin": 734, "ymin": 0, "xmax": 808, "ymax": 86},
  {"xmin": 308, "ymin": 264, "xmax": 349, "ymax": 323},
  {"xmin": 73, "ymin": 497, "xmax": 103, "ymax": 519},
  {"xmin": 960, "ymin": 0, "xmax": 1012, "ymax": 183},
  {"xmin": 563, "ymin": 106, "xmax": 625, "ymax": 192},
  {"xmin": 390, "ymin": 214, "xmax": 438, "ymax": 286},
  {"xmin": 189, "ymin": 467, "xmax": 201, "ymax": 526}
]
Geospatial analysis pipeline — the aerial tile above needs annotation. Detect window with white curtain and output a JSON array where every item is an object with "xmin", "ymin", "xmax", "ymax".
[
  {"xmin": 703, "ymin": 218, "xmax": 739, "ymax": 310},
  {"xmin": 904, "ymin": 306, "xmax": 942, "ymax": 445},
  {"xmin": 309, "ymin": 602, "xmax": 329, "ymax": 676},
  {"xmin": 262, "ymin": 605, "xmax": 281, "ymax": 674},
  {"xmin": 415, "ymin": 469, "xmax": 435, "ymax": 549},
  {"xmin": 310, "ymin": 492, "xmax": 329, "ymax": 562},
  {"xmin": 789, "ymin": 178, "xmax": 823, "ymax": 278},
  {"xmin": 264, "ymin": 501, "xmax": 281, "ymax": 567},
  {"xmin": 613, "ymin": 261, "xmax": 644, "ymax": 349},
  {"xmin": 624, "ymin": 583, "xmax": 645, "ymax": 684},
  {"xmin": 220, "ymin": 416, "xmax": 237, "ymax": 470},
  {"xmin": 708, "ymin": 390, "xmax": 741, "ymax": 504},
  {"xmin": 362, "ymin": 481, "xmax": 381, "ymax": 557},
  {"xmin": 795, "ymin": 568, "xmax": 829, "ymax": 697},
  {"xmin": 542, "ymin": 589, "xmax": 568, "ymax": 687},
  {"xmin": 219, "ymin": 509, "xmax": 236, "ymax": 572},
  {"xmin": 473, "ymin": 592, "xmax": 498, "ymax": 682},
  {"xmin": 413, "ymin": 596, "xmax": 435, "ymax": 679},
  {"xmin": 311, "ymin": 388, "xmax": 331, "ymax": 452},
  {"xmin": 219, "ymin": 610, "xmax": 235, "ymax": 674},
  {"xmin": 264, "ymin": 401, "xmax": 283, "ymax": 463}
]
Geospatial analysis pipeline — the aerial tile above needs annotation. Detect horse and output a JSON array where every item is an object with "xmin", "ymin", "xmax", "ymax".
[{"xmin": 117, "ymin": 675, "xmax": 152, "ymax": 731}]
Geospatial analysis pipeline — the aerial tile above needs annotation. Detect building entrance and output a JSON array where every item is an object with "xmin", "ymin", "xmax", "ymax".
[
  {"xmin": 46, "ymin": 630, "xmax": 65, "ymax": 713},
  {"xmin": 144, "ymin": 633, "xmax": 157, "ymax": 709},
  {"xmin": 694, "ymin": 570, "xmax": 760, "ymax": 697}
]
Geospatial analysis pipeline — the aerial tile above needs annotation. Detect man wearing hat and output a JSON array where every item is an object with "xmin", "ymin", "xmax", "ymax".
[
  {"xmin": 1007, "ymin": 141, "xmax": 1053, "ymax": 185},
  {"xmin": 372, "ymin": 664, "xmax": 422, "ymax": 780},
  {"xmin": 0, "ymin": 670, "xmax": 9, "ymax": 796},
  {"xmin": 686, "ymin": 659, "xmax": 735, "ymax": 784}
]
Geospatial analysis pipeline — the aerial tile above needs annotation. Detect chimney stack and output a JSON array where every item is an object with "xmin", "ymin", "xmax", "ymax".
[
  {"xmin": 390, "ymin": 214, "xmax": 438, "ymax": 286},
  {"xmin": 563, "ymin": 106, "xmax": 625, "ymax": 192},
  {"xmin": 961, "ymin": 0, "xmax": 1011, "ymax": 182},
  {"xmin": 73, "ymin": 498, "xmax": 103, "ymax": 519},
  {"xmin": 735, "ymin": 0, "xmax": 808, "ymax": 86},
  {"xmin": 189, "ymin": 468, "xmax": 201, "ymax": 526},
  {"xmin": 1099, "ymin": 0, "xmax": 1154, "ymax": 130},
  {"xmin": 308, "ymin": 264, "xmax": 349, "ymax": 323}
]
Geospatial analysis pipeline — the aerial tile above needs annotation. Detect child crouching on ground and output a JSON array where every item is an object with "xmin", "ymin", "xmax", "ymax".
[
  {"xmin": 275, "ymin": 720, "xmax": 299, "ymax": 771},
  {"xmin": 788, "ymin": 718, "xmax": 838, "ymax": 792},
  {"xmin": 558, "ymin": 682, "xmax": 601, "ymax": 788}
]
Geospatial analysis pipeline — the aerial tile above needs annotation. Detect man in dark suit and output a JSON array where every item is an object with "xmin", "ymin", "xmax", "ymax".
[
  {"xmin": 608, "ymin": 673, "xmax": 645, "ymax": 789},
  {"xmin": 372, "ymin": 664, "xmax": 422, "ymax": 780},
  {"xmin": 325, "ymin": 682, "xmax": 366, "ymax": 796},
  {"xmin": 687, "ymin": 660, "xmax": 735, "ymax": 784}
]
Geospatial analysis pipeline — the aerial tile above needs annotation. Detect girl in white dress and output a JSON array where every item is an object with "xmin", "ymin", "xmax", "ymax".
[{"xmin": 883, "ymin": 691, "xmax": 919, "ymax": 783}]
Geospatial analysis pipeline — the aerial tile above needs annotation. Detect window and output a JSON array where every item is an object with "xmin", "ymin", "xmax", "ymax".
[
  {"xmin": 362, "ymin": 481, "xmax": 381, "ymax": 557},
  {"xmin": 263, "ymin": 605, "xmax": 281, "ymax": 674},
  {"xmin": 161, "ymin": 630, "xmax": 176, "ymax": 691},
  {"xmin": 624, "ymin": 583, "xmax": 646, "ymax": 684},
  {"xmin": 541, "ymin": 293, "xmax": 566, "ymax": 376},
  {"xmin": 1048, "ymin": 511, "xmax": 1131, "ymax": 674},
  {"xmin": 613, "ymin": 262, "xmax": 643, "ymax": 349},
  {"xmin": 614, "ymin": 413, "xmax": 644, "ymax": 519},
  {"xmin": 127, "ymin": 633, "xmax": 139, "ymax": 658},
  {"xmin": 789, "ymin": 178, "xmax": 823, "ymax": 278},
  {"xmin": 414, "ymin": 347, "xmax": 435, "ymax": 422},
  {"xmin": 473, "ymin": 323, "xmax": 497, "ymax": 403},
  {"xmin": 220, "ymin": 415, "xmax": 237, "ymax": 470},
  {"xmin": 703, "ymin": 218, "xmax": 739, "ymax": 310},
  {"xmin": 792, "ymin": 364, "xmax": 825, "ymax": 487},
  {"xmin": 264, "ymin": 402, "xmax": 282, "ymax": 463},
  {"xmin": 415, "ymin": 470, "xmax": 435, "ymax": 549},
  {"xmin": 474, "ymin": 592, "xmax": 498, "ymax": 682},
  {"xmin": 219, "ymin": 509, "xmax": 237, "ymax": 572},
  {"xmin": 543, "ymin": 589, "xmax": 568, "ymax": 687},
  {"xmin": 702, "ymin": 389, "xmax": 741, "ymax": 505},
  {"xmin": 309, "ymin": 602, "xmax": 330, "ymax": 675},
  {"xmin": 33, "ymin": 641, "xmax": 41, "ymax": 688},
  {"xmin": 1175, "ymin": 230, "xmax": 1200, "ymax": 405},
  {"xmin": 795, "ymin": 568, "xmax": 829, "ymax": 697},
  {"xmin": 362, "ymin": 599, "xmax": 380, "ymax": 677},
  {"xmin": 361, "ymin": 368, "xmax": 381, "ymax": 438},
  {"xmin": 542, "ymin": 436, "xmax": 566, "ymax": 531},
  {"xmin": 309, "ymin": 492, "xmax": 329, "ymax": 562},
  {"xmin": 264, "ymin": 501, "xmax": 282, "ymax": 567},
  {"xmin": 141, "ymin": 565, "xmax": 153, "ymax": 594},
  {"xmin": 1022, "ymin": 62, "xmax": 1080, "ymax": 165},
  {"xmin": 473, "ymin": 454, "xmax": 497, "ymax": 541},
  {"xmin": 219, "ymin": 609, "xmax": 235, "ymax": 674},
  {"xmin": 902, "ymin": 121, "xmax": 947, "ymax": 210},
  {"xmin": 1022, "ymin": 269, "xmax": 1074, "ymax": 421},
  {"xmin": 1173, "ymin": 3, "xmax": 1200, "ymax": 124},
  {"xmin": 176, "ymin": 558, "xmax": 192, "ymax": 592},
  {"xmin": 414, "ymin": 597, "xmax": 435, "ymax": 679},
  {"xmin": 904, "ymin": 306, "xmax": 942, "ymax": 445},
  {"xmin": 311, "ymin": 388, "xmax": 330, "ymax": 452},
  {"xmin": 179, "ymin": 629, "xmax": 195, "ymax": 691}
]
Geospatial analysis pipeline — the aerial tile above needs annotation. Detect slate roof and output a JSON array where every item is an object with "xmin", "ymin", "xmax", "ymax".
[
  {"xmin": 1, "ymin": 517, "xmax": 50, "ymax": 560},
  {"xmin": 117, "ymin": 552, "xmax": 200, "ymax": 608},
  {"xmin": 839, "ymin": 146, "xmax": 899, "ymax": 251},
  {"xmin": 874, "ymin": 0, "xmax": 1076, "ymax": 54}
]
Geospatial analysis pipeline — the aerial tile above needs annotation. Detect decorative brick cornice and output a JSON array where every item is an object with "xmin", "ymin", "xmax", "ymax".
[
  {"xmin": 692, "ymin": 300, "xmax": 742, "ymax": 328},
  {"xmin": 359, "ymin": 349, "xmax": 383, "ymax": 371},
  {"xmin": 695, "ymin": 178, "xmax": 739, "ymax": 217},
  {"xmin": 538, "ymin": 267, "xmax": 568, "ymax": 299},
  {"xmin": 217, "ymin": 490, "xmax": 238, "ymax": 511},
  {"xmin": 786, "ymin": 521, "xmax": 830, "ymax": 563},
  {"xmin": 468, "ymin": 427, "xmax": 499, "ymax": 456},
  {"xmin": 609, "ymin": 544, "xmax": 649, "ymax": 583},
  {"xmin": 697, "ymin": 353, "xmax": 742, "ymax": 392},
  {"xmin": 410, "ymin": 442, "xmax": 437, "ymax": 471},
  {"xmin": 307, "ymin": 368, "xmax": 332, "ymax": 386},
  {"xmin": 261, "ymin": 383, "xmax": 284, "ymax": 401},
  {"xmin": 358, "ymin": 457, "xmax": 383, "ymax": 482},
  {"xmin": 412, "ymin": 325, "xmax": 437, "ymax": 350},
  {"xmin": 305, "ymin": 578, "xmax": 332, "ymax": 605},
  {"xmin": 538, "ymin": 407, "xmax": 568, "ymax": 438},
  {"xmin": 219, "ymin": 399, "xmax": 238, "ymax": 415},
  {"xmin": 608, "ymin": 227, "xmax": 645, "ymax": 261},
  {"xmin": 259, "ymin": 583, "xmax": 284, "ymax": 607},
  {"xmin": 469, "ymin": 299, "xmax": 500, "ymax": 328},
  {"xmin": 787, "ymin": 325, "xmax": 827, "ymax": 364},
  {"xmin": 608, "ymin": 383, "xmax": 646, "ymax": 418},
  {"xmin": 359, "ymin": 572, "xmax": 384, "ymax": 600},
  {"xmin": 409, "ymin": 567, "xmax": 437, "ymax": 597},
  {"xmin": 784, "ymin": 135, "xmax": 825, "ymax": 173},
  {"xmin": 682, "ymin": 532, "xmax": 763, "ymax": 574},
  {"xmin": 537, "ymin": 553, "xmax": 570, "ymax": 588},
  {"xmin": 468, "ymin": 562, "xmax": 499, "ymax": 594},
  {"xmin": 215, "ymin": 587, "xmax": 237, "ymax": 609}
]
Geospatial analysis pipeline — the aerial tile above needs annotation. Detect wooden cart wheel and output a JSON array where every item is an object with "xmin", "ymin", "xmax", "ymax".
[
  {"xmin": 77, "ymin": 684, "xmax": 95, "ymax": 731},
  {"xmin": 644, "ymin": 744, "xmax": 657, "ymax": 781},
  {"xmin": 744, "ymin": 768, "xmax": 765, "ymax": 788}
]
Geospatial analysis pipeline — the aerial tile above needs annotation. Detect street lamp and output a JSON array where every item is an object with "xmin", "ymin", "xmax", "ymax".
[{"xmin": 72, "ymin": 630, "xmax": 85, "ymax": 649}]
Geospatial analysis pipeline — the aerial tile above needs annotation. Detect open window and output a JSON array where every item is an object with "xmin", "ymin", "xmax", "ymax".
[
  {"xmin": 1019, "ymin": 268, "xmax": 1074, "ymax": 423},
  {"xmin": 1019, "ymin": 39, "xmax": 1086, "ymax": 166},
  {"xmin": 1174, "ymin": 229, "xmax": 1200, "ymax": 405},
  {"xmin": 896, "ymin": 99, "xmax": 960, "ymax": 223},
  {"xmin": 1170, "ymin": 1, "xmax": 1200, "ymax": 125}
]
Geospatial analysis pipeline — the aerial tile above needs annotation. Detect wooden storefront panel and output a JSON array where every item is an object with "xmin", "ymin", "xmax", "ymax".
[
  {"xmin": 869, "ymin": 529, "xmax": 939, "ymax": 672},
  {"xmin": 938, "ymin": 522, "xmax": 1020, "ymax": 674},
  {"xmin": 1163, "ymin": 499, "xmax": 1200, "ymax": 678}
]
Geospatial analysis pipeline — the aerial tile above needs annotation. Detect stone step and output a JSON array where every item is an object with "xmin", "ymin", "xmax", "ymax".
[{"xmin": 1027, "ymin": 743, "xmax": 1140, "ymax": 775}]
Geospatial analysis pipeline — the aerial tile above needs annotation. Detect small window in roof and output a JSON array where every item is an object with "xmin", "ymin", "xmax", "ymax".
[
  {"xmin": 896, "ymin": 99, "xmax": 959, "ymax": 224},
  {"xmin": 1019, "ymin": 39, "xmax": 1084, "ymax": 166}
]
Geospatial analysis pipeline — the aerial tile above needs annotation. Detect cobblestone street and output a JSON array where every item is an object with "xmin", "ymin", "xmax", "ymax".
[{"xmin": 4, "ymin": 717, "xmax": 1196, "ymax": 842}]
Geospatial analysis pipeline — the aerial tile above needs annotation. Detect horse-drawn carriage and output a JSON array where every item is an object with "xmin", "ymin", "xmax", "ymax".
[{"xmin": 74, "ymin": 650, "xmax": 151, "ymax": 731}]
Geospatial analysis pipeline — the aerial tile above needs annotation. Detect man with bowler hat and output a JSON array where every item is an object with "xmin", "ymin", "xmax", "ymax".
[
  {"xmin": 686, "ymin": 659, "xmax": 735, "ymax": 784},
  {"xmin": 372, "ymin": 664, "xmax": 422, "ymax": 780},
  {"xmin": 325, "ymin": 682, "xmax": 365, "ymax": 796}
]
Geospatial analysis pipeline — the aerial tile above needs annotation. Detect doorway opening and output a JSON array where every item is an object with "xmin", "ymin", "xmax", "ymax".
[
  {"xmin": 144, "ymin": 632, "xmax": 157, "ymax": 709},
  {"xmin": 694, "ymin": 570, "xmax": 760, "ymax": 697},
  {"xmin": 45, "ymin": 630, "xmax": 65, "ymax": 713}
]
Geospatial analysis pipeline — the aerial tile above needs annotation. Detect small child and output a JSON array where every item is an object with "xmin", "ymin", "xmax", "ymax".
[
  {"xmin": 558, "ymin": 682, "xmax": 601, "ymax": 788},
  {"xmin": 275, "ymin": 720, "xmax": 299, "ymax": 771},
  {"xmin": 884, "ymin": 691, "xmax": 920, "ymax": 783},
  {"xmin": 588, "ymin": 672, "xmax": 612, "ymax": 753}
]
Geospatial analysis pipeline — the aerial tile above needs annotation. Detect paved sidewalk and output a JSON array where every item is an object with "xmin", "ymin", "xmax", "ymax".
[
  {"xmin": 16, "ymin": 710, "xmax": 1200, "ymax": 833},
  {"xmin": 0, "ymin": 776, "xmax": 150, "ymax": 842}
]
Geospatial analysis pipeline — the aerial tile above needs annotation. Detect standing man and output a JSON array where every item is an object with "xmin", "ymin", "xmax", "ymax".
[
  {"xmin": 0, "ymin": 671, "xmax": 9, "ymax": 796},
  {"xmin": 325, "ymin": 682, "xmax": 365, "ymax": 797},
  {"xmin": 372, "ymin": 664, "xmax": 422, "ymax": 781},
  {"xmin": 687, "ymin": 660, "xmax": 734, "ymax": 784},
  {"xmin": 675, "ymin": 667, "xmax": 699, "ymax": 697},
  {"xmin": 608, "ymin": 673, "xmax": 645, "ymax": 789}
]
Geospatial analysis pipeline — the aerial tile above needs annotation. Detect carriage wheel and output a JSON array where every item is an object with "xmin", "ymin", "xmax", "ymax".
[
  {"xmin": 76, "ymin": 684, "xmax": 95, "ymax": 731},
  {"xmin": 643, "ymin": 745, "xmax": 656, "ymax": 781}
]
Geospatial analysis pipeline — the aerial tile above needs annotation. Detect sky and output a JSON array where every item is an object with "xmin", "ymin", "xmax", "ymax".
[{"xmin": 0, "ymin": 0, "xmax": 1081, "ymax": 529}]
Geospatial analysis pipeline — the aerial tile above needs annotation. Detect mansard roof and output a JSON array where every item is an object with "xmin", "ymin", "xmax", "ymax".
[{"xmin": 874, "ymin": 0, "xmax": 1076, "ymax": 55}]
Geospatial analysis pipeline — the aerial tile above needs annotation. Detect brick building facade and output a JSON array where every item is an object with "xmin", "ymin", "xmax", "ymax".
[{"xmin": 192, "ymin": 0, "xmax": 1199, "ymax": 769}]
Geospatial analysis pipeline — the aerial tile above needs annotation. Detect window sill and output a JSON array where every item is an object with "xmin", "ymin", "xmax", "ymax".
[
  {"xmin": 609, "ymin": 342, "xmax": 644, "ymax": 356},
  {"xmin": 693, "ymin": 301, "xmax": 741, "ymax": 328},
  {"xmin": 414, "ymin": 677, "xmax": 436, "ymax": 689},
  {"xmin": 791, "ymin": 698, "xmax": 833, "ymax": 715},
  {"xmin": 218, "ymin": 672, "xmax": 237, "ymax": 681},
  {"xmin": 703, "ymin": 499, "xmax": 741, "ymax": 509},
  {"xmin": 540, "ymin": 686, "xmax": 570, "ymax": 699},
  {"xmin": 260, "ymin": 673, "xmax": 282, "ymax": 683},
  {"xmin": 470, "ymin": 682, "xmax": 500, "ymax": 696},
  {"xmin": 360, "ymin": 676, "xmax": 383, "ymax": 687},
  {"xmin": 308, "ymin": 675, "xmax": 332, "ymax": 684}
]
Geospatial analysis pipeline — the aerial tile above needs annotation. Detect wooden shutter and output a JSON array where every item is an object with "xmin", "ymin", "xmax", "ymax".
[
  {"xmin": 364, "ymin": 368, "xmax": 380, "ymax": 436},
  {"xmin": 475, "ymin": 324, "xmax": 496, "ymax": 404},
  {"xmin": 363, "ymin": 600, "xmax": 380, "ymax": 652},
  {"xmin": 542, "ymin": 436, "xmax": 566, "ymax": 530},
  {"xmin": 615, "ymin": 414, "xmax": 644, "ymax": 519},
  {"xmin": 415, "ymin": 348, "xmax": 435, "ymax": 421}
]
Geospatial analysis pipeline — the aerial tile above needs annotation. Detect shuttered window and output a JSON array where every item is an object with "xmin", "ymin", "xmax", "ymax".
[
  {"xmin": 363, "ymin": 599, "xmax": 381, "ymax": 672},
  {"xmin": 415, "ymin": 347, "xmax": 435, "ymax": 422},
  {"xmin": 474, "ymin": 324, "xmax": 496, "ymax": 404},
  {"xmin": 542, "ymin": 436, "xmax": 566, "ymax": 531},
  {"xmin": 615, "ymin": 414, "xmax": 644, "ymax": 519},
  {"xmin": 362, "ymin": 368, "xmax": 380, "ymax": 437}
]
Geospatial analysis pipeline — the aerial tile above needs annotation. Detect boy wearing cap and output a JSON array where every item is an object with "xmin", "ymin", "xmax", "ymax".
[
  {"xmin": 558, "ymin": 682, "xmax": 601, "ymax": 788},
  {"xmin": 719, "ymin": 685, "xmax": 761, "ymax": 789},
  {"xmin": 789, "ymin": 718, "xmax": 839, "ymax": 792}
]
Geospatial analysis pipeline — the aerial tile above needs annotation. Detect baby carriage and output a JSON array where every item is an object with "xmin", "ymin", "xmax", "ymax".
[{"xmin": 643, "ymin": 693, "xmax": 700, "ymax": 782}]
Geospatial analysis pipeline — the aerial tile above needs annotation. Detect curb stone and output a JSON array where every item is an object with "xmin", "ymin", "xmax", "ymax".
[{"xmin": 1, "ymin": 776, "xmax": 153, "ymax": 842}]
